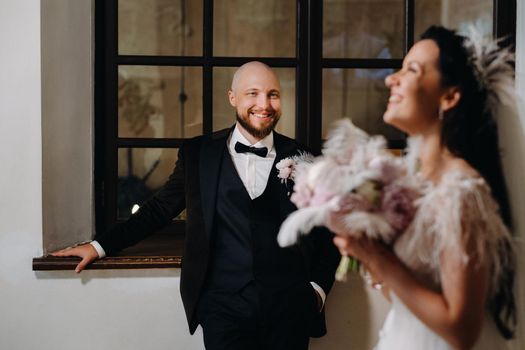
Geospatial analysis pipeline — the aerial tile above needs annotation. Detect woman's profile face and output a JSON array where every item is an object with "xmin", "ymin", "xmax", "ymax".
[{"xmin": 383, "ymin": 39, "xmax": 447, "ymax": 136}]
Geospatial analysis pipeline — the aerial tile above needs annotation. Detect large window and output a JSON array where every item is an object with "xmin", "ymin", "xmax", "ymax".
[{"xmin": 94, "ymin": 0, "xmax": 516, "ymax": 255}]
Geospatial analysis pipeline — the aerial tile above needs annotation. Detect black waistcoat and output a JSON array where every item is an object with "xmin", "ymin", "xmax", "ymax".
[{"xmin": 206, "ymin": 149, "xmax": 306, "ymax": 292}]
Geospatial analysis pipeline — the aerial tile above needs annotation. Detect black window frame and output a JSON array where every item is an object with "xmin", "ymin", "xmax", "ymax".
[{"xmin": 94, "ymin": 0, "xmax": 516, "ymax": 241}]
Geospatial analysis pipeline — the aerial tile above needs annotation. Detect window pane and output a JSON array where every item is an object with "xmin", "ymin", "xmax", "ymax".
[
  {"xmin": 212, "ymin": 67, "xmax": 296, "ymax": 138},
  {"xmin": 213, "ymin": 0, "xmax": 296, "ymax": 57},
  {"xmin": 323, "ymin": 0, "xmax": 404, "ymax": 59},
  {"xmin": 415, "ymin": 0, "xmax": 493, "ymax": 38},
  {"xmin": 322, "ymin": 68, "xmax": 403, "ymax": 141},
  {"xmin": 118, "ymin": 0, "xmax": 203, "ymax": 56},
  {"xmin": 117, "ymin": 147, "xmax": 179, "ymax": 219},
  {"xmin": 118, "ymin": 66, "xmax": 202, "ymax": 138}
]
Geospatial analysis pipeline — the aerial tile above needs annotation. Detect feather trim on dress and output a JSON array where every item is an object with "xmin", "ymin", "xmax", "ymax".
[{"xmin": 394, "ymin": 168, "xmax": 514, "ymax": 297}]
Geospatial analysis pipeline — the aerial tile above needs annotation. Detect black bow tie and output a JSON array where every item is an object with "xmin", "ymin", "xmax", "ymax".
[{"xmin": 234, "ymin": 142, "xmax": 268, "ymax": 157}]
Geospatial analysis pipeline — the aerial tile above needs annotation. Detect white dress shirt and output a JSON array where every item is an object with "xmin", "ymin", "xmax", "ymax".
[
  {"xmin": 228, "ymin": 125, "xmax": 276, "ymax": 199},
  {"xmin": 91, "ymin": 124, "xmax": 325, "ymax": 309}
]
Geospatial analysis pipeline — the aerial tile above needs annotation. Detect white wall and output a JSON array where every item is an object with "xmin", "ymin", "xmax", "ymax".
[
  {"xmin": 507, "ymin": 1, "xmax": 525, "ymax": 349},
  {"xmin": 0, "ymin": 1, "xmax": 522, "ymax": 350},
  {"xmin": 41, "ymin": 0, "xmax": 95, "ymax": 253},
  {"xmin": 0, "ymin": 2, "xmax": 201, "ymax": 350}
]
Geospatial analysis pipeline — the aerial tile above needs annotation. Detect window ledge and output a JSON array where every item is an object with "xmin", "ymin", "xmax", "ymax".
[
  {"xmin": 33, "ymin": 232, "xmax": 183, "ymax": 271},
  {"xmin": 33, "ymin": 255, "xmax": 181, "ymax": 270}
]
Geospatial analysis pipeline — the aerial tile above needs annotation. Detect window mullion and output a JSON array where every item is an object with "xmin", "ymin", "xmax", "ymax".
[
  {"xmin": 493, "ymin": 0, "xmax": 516, "ymax": 47},
  {"xmin": 404, "ymin": 0, "xmax": 415, "ymax": 55},
  {"xmin": 307, "ymin": 0, "xmax": 323, "ymax": 153},
  {"xmin": 323, "ymin": 58, "xmax": 403, "ymax": 69},
  {"xmin": 296, "ymin": 0, "xmax": 308, "ymax": 146},
  {"xmin": 96, "ymin": 0, "xmax": 120, "ymax": 232},
  {"xmin": 203, "ymin": 0, "xmax": 213, "ymax": 135}
]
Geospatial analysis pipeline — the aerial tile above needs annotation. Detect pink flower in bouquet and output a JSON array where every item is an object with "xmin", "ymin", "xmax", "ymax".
[
  {"xmin": 290, "ymin": 181, "xmax": 314, "ymax": 208},
  {"xmin": 309, "ymin": 187, "xmax": 336, "ymax": 207},
  {"xmin": 290, "ymin": 181, "xmax": 337, "ymax": 208},
  {"xmin": 369, "ymin": 156, "xmax": 406, "ymax": 185},
  {"xmin": 337, "ymin": 192, "xmax": 374, "ymax": 212},
  {"xmin": 381, "ymin": 183, "xmax": 420, "ymax": 235}
]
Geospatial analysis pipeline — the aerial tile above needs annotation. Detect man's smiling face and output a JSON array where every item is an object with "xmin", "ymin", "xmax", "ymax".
[{"xmin": 228, "ymin": 62, "xmax": 282, "ymax": 140}]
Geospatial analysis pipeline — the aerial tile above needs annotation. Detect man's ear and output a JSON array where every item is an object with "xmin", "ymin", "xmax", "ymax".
[
  {"xmin": 228, "ymin": 90, "xmax": 236, "ymax": 107},
  {"xmin": 440, "ymin": 86, "xmax": 461, "ymax": 112}
]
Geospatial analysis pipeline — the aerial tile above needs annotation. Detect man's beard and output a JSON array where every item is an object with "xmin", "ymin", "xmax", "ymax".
[{"xmin": 236, "ymin": 111, "xmax": 280, "ymax": 139}]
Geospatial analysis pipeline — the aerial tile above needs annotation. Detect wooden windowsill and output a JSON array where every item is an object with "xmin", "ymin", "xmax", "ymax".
[
  {"xmin": 32, "ymin": 255, "xmax": 182, "ymax": 270},
  {"xmin": 33, "ymin": 232, "xmax": 184, "ymax": 271}
]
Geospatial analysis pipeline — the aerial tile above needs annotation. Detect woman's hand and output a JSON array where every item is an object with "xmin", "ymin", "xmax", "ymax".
[
  {"xmin": 333, "ymin": 235, "xmax": 395, "ymax": 283},
  {"xmin": 327, "ymin": 210, "xmax": 398, "ymax": 292},
  {"xmin": 326, "ymin": 210, "xmax": 351, "ymax": 236}
]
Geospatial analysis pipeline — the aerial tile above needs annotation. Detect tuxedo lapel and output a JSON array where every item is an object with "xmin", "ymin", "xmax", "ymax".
[
  {"xmin": 273, "ymin": 131, "xmax": 297, "ymax": 165},
  {"xmin": 199, "ymin": 128, "xmax": 230, "ymax": 239}
]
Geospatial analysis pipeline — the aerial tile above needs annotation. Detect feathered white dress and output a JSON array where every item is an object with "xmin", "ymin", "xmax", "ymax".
[{"xmin": 375, "ymin": 170, "xmax": 514, "ymax": 350}]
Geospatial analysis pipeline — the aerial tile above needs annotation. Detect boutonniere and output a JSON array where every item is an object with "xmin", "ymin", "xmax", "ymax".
[{"xmin": 275, "ymin": 151, "xmax": 315, "ymax": 192}]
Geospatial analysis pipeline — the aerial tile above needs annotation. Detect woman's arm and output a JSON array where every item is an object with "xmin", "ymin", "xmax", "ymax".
[{"xmin": 333, "ymin": 235, "xmax": 489, "ymax": 350}]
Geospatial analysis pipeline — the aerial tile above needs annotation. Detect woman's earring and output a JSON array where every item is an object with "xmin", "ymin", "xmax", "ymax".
[{"xmin": 438, "ymin": 108, "xmax": 444, "ymax": 121}]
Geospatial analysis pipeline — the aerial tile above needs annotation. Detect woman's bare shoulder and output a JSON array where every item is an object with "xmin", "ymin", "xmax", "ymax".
[{"xmin": 446, "ymin": 158, "xmax": 479, "ymax": 178}]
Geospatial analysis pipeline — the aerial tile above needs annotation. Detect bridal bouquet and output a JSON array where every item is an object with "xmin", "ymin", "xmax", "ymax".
[{"xmin": 277, "ymin": 119, "xmax": 421, "ymax": 281}]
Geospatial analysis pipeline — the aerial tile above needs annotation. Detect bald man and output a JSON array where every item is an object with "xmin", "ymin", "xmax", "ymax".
[{"xmin": 53, "ymin": 62, "xmax": 340, "ymax": 350}]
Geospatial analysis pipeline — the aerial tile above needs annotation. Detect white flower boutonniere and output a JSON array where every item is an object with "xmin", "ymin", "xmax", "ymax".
[{"xmin": 276, "ymin": 151, "xmax": 315, "ymax": 186}]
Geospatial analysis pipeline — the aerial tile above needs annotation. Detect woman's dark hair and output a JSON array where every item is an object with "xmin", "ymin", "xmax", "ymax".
[{"xmin": 420, "ymin": 25, "xmax": 516, "ymax": 339}]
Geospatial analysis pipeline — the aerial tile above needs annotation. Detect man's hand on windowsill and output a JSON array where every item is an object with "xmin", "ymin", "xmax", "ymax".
[{"xmin": 51, "ymin": 244, "xmax": 99, "ymax": 273}]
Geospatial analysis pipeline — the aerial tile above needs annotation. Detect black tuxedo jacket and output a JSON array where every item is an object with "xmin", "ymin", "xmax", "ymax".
[{"xmin": 96, "ymin": 127, "xmax": 340, "ymax": 336}]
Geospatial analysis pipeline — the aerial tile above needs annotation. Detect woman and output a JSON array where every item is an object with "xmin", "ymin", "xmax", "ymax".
[{"xmin": 329, "ymin": 26, "xmax": 516, "ymax": 350}]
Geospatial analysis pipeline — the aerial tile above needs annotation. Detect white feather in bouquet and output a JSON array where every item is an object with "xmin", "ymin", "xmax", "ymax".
[{"xmin": 277, "ymin": 119, "xmax": 421, "ymax": 249}]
